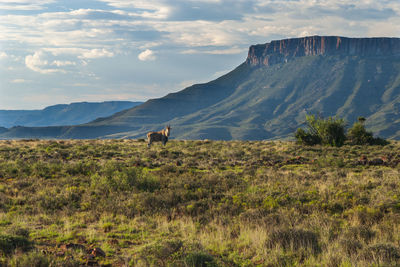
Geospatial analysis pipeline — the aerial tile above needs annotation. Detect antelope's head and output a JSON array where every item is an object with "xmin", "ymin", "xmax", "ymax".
[{"xmin": 165, "ymin": 125, "xmax": 171, "ymax": 137}]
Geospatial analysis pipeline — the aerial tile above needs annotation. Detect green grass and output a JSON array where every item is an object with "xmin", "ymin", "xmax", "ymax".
[{"xmin": 0, "ymin": 139, "xmax": 400, "ymax": 266}]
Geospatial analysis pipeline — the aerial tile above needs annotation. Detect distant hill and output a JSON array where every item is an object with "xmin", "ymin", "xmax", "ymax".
[
  {"xmin": 1, "ymin": 36, "xmax": 400, "ymax": 140},
  {"xmin": 0, "ymin": 101, "xmax": 142, "ymax": 128}
]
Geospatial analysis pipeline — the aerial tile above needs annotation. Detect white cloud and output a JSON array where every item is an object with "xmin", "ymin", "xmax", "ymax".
[
  {"xmin": 2, "ymin": 0, "xmax": 398, "ymax": 62},
  {"xmin": 51, "ymin": 60, "xmax": 76, "ymax": 67},
  {"xmin": 78, "ymin": 49, "xmax": 114, "ymax": 59},
  {"xmin": 43, "ymin": 48, "xmax": 86, "ymax": 56},
  {"xmin": 181, "ymin": 47, "xmax": 246, "ymax": 55},
  {"xmin": 25, "ymin": 51, "xmax": 64, "ymax": 74},
  {"xmin": 0, "ymin": 0, "xmax": 55, "ymax": 10},
  {"xmin": 11, "ymin": 79, "xmax": 30, "ymax": 83},
  {"xmin": 0, "ymin": 52, "xmax": 7, "ymax": 59},
  {"xmin": 25, "ymin": 51, "xmax": 51, "ymax": 73},
  {"xmin": 98, "ymin": 0, "xmax": 170, "ymax": 19},
  {"xmin": 138, "ymin": 49, "xmax": 156, "ymax": 61}
]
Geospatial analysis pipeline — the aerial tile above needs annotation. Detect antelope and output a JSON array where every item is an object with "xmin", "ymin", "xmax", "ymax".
[{"xmin": 147, "ymin": 125, "xmax": 171, "ymax": 148}]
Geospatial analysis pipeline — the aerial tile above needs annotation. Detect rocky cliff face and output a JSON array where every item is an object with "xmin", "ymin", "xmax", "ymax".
[{"xmin": 246, "ymin": 36, "xmax": 400, "ymax": 67}]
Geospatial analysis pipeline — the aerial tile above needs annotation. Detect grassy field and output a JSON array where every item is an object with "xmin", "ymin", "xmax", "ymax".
[{"xmin": 1, "ymin": 139, "xmax": 400, "ymax": 266}]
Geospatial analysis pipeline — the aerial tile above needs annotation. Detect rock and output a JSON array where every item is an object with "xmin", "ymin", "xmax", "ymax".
[
  {"xmin": 246, "ymin": 36, "xmax": 400, "ymax": 67},
  {"xmin": 358, "ymin": 155, "xmax": 368, "ymax": 165},
  {"xmin": 91, "ymin": 247, "xmax": 106, "ymax": 257}
]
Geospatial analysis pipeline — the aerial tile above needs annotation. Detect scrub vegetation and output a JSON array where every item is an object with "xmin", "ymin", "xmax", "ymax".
[
  {"xmin": 295, "ymin": 115, "xmax": 388, "ymax": 147},
  {"xmin": 1, "ymin": 139, "xmax": 400, "ymax": 266}
]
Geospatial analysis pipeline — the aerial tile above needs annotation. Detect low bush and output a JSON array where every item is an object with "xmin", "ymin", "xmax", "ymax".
[
  {"xmin": 362, "ymin": 243, "xmax": 400, "ymax": 264},
  {"xmin": 296, "ymin": 115, "xmax": 388, "ymax": 146},
  {"xmin": 347, "ymin": 120, "xmax": 389, "ymax": 146},
  {"xmin": 0, "ymin": 234, "xmax": 31, "ymax": 256},
  {"xmin": 7, "ymin": 250, "xmax": 80, "ymax": 267},
  {"xmin": 184, "ymin": 251, "xmax": 217, "ymax": 267},
  {"xmin": 295, "ymin": 115, "xmax": 346, "ymax": 147},
  {"xmin": 135, "ymin": 239, "xmax": 183, "ymax": 266},
  {"xmin": 266, "ymin": 228, "xmax": 321, "ymax": 254},
  {"xmin": 340, "ymin": 238, "xmax": 363, "ymax": 256},
  {"xmin": 295, "ymin": 128, "xmax": 321, "ymax": 146},
  {"xmin": 344, "ymin": 225, "xmax": 375, "ymax": 243}
]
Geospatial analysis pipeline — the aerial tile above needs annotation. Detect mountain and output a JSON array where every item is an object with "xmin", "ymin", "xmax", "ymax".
[
  {"xmin": 0, "ymin": 101, "xmax": 142, "ymax": 128},
  {"xmin": 1, "ymin": 36, "xmax": 400, "ymax": 140}
]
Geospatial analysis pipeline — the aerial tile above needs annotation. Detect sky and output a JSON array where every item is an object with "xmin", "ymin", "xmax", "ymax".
[{"xmin": 1, "ymin": 0, "xmax": 399, "ymax": 110}]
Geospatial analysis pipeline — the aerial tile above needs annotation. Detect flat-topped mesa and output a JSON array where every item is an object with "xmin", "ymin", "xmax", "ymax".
[{"xmin": 246, "ymin": 36, "xmax": 400, "ymax": 67}]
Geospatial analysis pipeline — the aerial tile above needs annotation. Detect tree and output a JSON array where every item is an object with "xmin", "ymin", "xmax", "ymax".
[
  {"xmin": 295, "ymin": 114, "xmax": 346, "ymax": 147},
  {"xmin": 347, "ymin": 118, "xmax": 388, "ymax": 146}
]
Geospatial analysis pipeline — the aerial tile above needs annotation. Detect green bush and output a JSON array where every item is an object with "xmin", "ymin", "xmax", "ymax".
[
  {"xmin": 91, "ymin": 165, "xmax": 142, "ymax": 193},
  {"xmin": 266, "ymin": 228, "xmax": 321, "ymax": 254},
  {"xmin": 8, "ymin": 250, "xmax": 80, "ymax": 267},
  {"xmin": 184, "ymin": 251, "xmax": 217, "ymax": 267},
  {"xmin": 340, "ymin": 238, "xmax": 363, "ymax": 256},
  {"xmin": 8, "ymin": 251, "xmax": 51, "ymax": 267},
  {"xmin": 0, "ymin": 234, "xmax": 31, "ymax": 255},
  {"xmin": 294, "ymin": 128, "xmax": 321, "ymax": 146},
  {"xmin": 136, "ymin": 239, "xmax": 183, "ymax": 266},
  {"xmin": 295, "ymin": 115, "xmax": 346, "ymax": 147},
  {"xmin": 347, "ymin": 119, "xmax": 388, "ymax": 146},
  {"xmin": 347, "ymin": 122, "xmax": 374, "ymax": 145},
  {"xmin": 362, "ymin": 243, "xmax": 400, "ymax": 264}
]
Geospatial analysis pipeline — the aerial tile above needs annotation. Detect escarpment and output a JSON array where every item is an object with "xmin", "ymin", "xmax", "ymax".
[{"xmin": 246, "ymin": 36, "xmax": 400, "ymax": 67}]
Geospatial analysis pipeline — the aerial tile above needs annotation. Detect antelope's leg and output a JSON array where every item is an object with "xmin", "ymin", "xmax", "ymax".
[
  {"xmin": 147, "ymin": 137, "xmax": 151, "ymax": 148},
  {"xmin": 162, "ymin": 136, "xmax": 167, "ymax": 146}
]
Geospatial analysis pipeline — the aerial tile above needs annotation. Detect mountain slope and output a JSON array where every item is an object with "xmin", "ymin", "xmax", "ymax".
[
  {"xmin": 169, "ymin": 54, "xmax": 400, "ymax": 140},
  {"xmin": 0, "ymin": 101, "xmax": 142, "ymax": 128},
  {"xmin": 1, "ymin": 36, "xmax": 400, "ymax": 140}
]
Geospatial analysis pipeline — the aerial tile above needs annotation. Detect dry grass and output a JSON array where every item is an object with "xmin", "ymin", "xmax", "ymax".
[{"xmin": 0, "ymin": 139, "xmax": 400, "ymax": 266}]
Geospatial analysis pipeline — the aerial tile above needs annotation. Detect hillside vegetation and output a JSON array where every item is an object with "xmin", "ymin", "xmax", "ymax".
[{"xmin": 1, "ymin": 139, "xmax": 400, "ymax": 266}]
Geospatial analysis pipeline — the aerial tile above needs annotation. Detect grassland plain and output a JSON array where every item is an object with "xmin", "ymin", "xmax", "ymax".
[{"xmin": 0, "ymin": 139, "xmax": 400, "ymax": 266}]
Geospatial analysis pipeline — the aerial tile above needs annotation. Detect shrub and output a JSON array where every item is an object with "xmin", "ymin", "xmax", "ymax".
[
  {"xmin": 136, "ymin": 174, "xmax": 160, "ymax": 192},
  {"xmin": 347, "ymin": 122, "xmax": 374, "ymax": 145},
  {"xmin": 0, "ymin": 234, "xmax": 31, "ymax": 255},
  {"xmin": 362, "ymin": 243, "xmax": 400, "ymax": 264},
  {"xmin": 295, "ymin": 115, "xmax": 346, "ymax": 147},
  {"xmin": 184, "ymin": 251, "xmax": 217, "ymax": 267},
  {"xmin": 91, "ymin": 166, "xmax": 142, "ymax": 193},
  {"xmin": 295, "ymin": 128, "xmax": 321, "ymax": 146},
  {"xmin": 136, "ymin": 239, "xmax": 183, "ymax": 266},
  {"xmin": 339, "ymin": 239, "xmax": 363, "ymax": 256},
  {"xmin": 347, "ymin": 119, "xmax": 388, "ymax": 146},
  {"xmin": 266, "ymin": 228, "xmax": 321, "ymax": 254},
  {"xmin": 8, "ymin": 250, "xmax": 80, "ymax": 267},
  {"xmin": 8, "ymin": 251, "xmax": 51, "ymax": 267},
  {"xmin": 344, "ymin": 225, "xmax": 375, "ymax": 243},
  {"xmin": 7, "ymin": 227, "xmax": 30, "ymax": 238}
]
